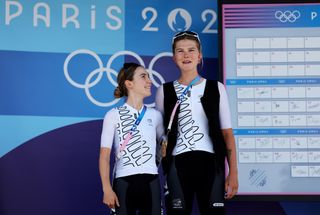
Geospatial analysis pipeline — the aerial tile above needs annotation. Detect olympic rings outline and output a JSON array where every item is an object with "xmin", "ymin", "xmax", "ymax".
[
  {"xmin": 274, "ymin": 10, "xmax": 300, "ymax": 23},
  {"xmin": 63, "ymin": 49, "xmax": 172, "ymax": 107}
]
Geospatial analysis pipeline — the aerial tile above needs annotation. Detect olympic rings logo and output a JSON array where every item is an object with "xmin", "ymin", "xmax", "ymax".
[
  {"xmin": 63, "ymin": 49, "xmax": 172, "ymax": 107},
  {"xmin": 274, "ymin": 10, "xmax": 300, "ymax": 23}
]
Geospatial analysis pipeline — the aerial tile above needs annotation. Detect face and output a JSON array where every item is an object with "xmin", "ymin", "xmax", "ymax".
[
  {"xmin": 173, "ymin": 39, "xmax": 202, "ymax": 73},
  {"xmin": 125, "ymin": 66, "xmax": 152, "ymax": 97}
]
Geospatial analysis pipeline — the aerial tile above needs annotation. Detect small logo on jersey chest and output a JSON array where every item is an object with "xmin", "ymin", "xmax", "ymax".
[{"xmin": 147, "ymin": 118, "xmax": 153, "ymax": 126}]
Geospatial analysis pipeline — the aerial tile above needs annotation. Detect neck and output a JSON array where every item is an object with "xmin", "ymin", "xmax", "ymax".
[
  {"xmin": 126, "ymin": 96, "xmax": 144, "ymax": 111},
  {"xmin": 178, "ymin": 72, "xmax": 200, "ymax": 85}
]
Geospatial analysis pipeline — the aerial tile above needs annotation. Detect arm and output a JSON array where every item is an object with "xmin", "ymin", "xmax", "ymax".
[
  {"xmin": 155, "ymin": 84, "xmax": 164, "ymax": 115},
  {"xmin": 155, "ymin": 85, "xmax": 167, "ymax": 156},
  {"xmin": 221, "ymin": 128, "xmax": 238, "ymax": 199},
  {"xmin": 99, "ymin": 109, "xmax": 119, "ymax": 208},
  {"xmin": 217, "ymin": 82, "xmax": 238, "ymax": 199},
  {"xmin": 155, "ymin": 110, "xmax": 167, "ymax": 158},
  {"xmin": 99, "ymin": 147, "xmax": 120, "ymax": 208}
]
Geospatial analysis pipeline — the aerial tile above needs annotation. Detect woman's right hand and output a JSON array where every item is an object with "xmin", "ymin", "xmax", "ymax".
[{"xmin": 103, "ymin": 187, "xmax": 120, "ymax": 209}]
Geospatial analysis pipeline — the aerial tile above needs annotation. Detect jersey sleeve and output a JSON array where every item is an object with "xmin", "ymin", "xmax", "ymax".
[
  {"xmin": 218, "ymin": 82, "xmax": 232, "ymax": 129},
  {"xmin": 100, "ymin": 109, "xmax": 117, "ymax": 148},
  {"xmin": 155, "ymin": 84, "xmax": 164, "ymax": 116}
]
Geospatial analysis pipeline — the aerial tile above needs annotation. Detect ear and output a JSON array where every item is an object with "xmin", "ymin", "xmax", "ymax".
[
  {"xmin": 198, "ymin": 52, "xmax": 203, "ymax": 64},
  {"xmin": 124, "ymin": 80, "xmax": 133, "ymax": 90},
  {"xmin": 172, "ymin": 55, "xmax": 177, "ymax": 64}
]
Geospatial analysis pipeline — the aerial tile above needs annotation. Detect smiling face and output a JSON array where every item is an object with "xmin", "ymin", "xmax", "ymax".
[
  {"xmin": 173, "ymin": 39, "xmax": 202, "ymax": 73},
  {"xmin": 125, "ymin": 66, "xmax": 152, "ymax": 98}
]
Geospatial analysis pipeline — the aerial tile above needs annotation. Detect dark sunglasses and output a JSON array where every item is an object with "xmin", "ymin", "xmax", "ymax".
[{"xmin": 172, "ymin": 31, "xmax": 200, "ymax": 44}]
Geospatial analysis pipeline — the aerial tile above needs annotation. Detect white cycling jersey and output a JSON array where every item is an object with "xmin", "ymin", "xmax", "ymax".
[
  {"xmin": 155, "ymin": 79, "xmax": 232, "ymax": 156},
  {"xmin": 101, "ymin": 103, "xmax": 165, "ymax": 178}
]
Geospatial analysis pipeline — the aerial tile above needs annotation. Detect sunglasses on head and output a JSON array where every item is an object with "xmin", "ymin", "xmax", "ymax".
[{"xmin": 172, "ymin": 31, "xmax": 200, "ymax": 44}]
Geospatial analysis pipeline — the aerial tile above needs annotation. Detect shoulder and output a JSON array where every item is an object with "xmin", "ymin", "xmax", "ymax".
[
  {"xmin": 156, "ymin": 84, "xmax": 164, "ymax": 94},
  {"xmin": 163, "ymin": 81, "xmax": 174, "ymax": 89},
  {"xmin": 147, "ymin": 107, "xmax": 162, "ymax": 118},
  {"xmin": 202, "ymin": 79, "xmax": 219, "ymax": 92},
  {"xmin": 103, "ymin": 107, "xmax": 119, "ymax": 120},
  {"xmin": 162, "ymin": 81, "xmax": 176, "ymax": 94},
  {"xmin": 147, "ymin": 106, "xmax": 161, "ymax": 115},
  {"xmin": 204, "ymin": 79, "xmax": 225, "ymax": 90},
  {"xmin": 204, "ymin": 79, "xmax": 219, "ymax": 85},
  {"xmin": 163, "ymin": 81, "xmax": 174, "ymax": 86},
  {"xmin": 217, "ymin": 81, "xmax": 226, "ymax": 92}
]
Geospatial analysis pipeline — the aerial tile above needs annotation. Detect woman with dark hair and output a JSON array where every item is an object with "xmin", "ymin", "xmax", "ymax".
[
  {"xmin": 156, "ymin": 31, "xmax": 238, "ymax": 215},
  {"xmin": 99, "ymin": 63, "xmax": 165, "ymax": 215}
]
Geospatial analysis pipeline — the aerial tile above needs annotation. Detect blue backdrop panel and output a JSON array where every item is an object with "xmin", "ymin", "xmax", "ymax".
[
  {"xmin": 125, "ymin": 0, "xmax": 219, "ymax": 58},
  {"xmin": 0, "ymin": 120, "xmax": 106, "ymax": 214},
  {"xmin": 0, "ymin": 0, "xmax": 125, "ymax": 54},
  {"xmin": 0, "ymin": 1, "xmax": 220, "ymax": 214}
]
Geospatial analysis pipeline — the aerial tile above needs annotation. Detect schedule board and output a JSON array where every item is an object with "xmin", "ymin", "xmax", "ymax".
[{"xmin": 219, "ymin": 0, "xmax": 320, "ymax": 195}]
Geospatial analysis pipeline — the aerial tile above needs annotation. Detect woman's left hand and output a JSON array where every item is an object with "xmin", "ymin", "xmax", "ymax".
[{"xmin": 224, "ymin": 172, "xmax": 238, "ymax": 199}]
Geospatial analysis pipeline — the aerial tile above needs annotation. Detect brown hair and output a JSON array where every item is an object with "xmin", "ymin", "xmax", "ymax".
[{"xmin": 114, "ymin": 62, "xmax": 141, "ymax": 98}]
